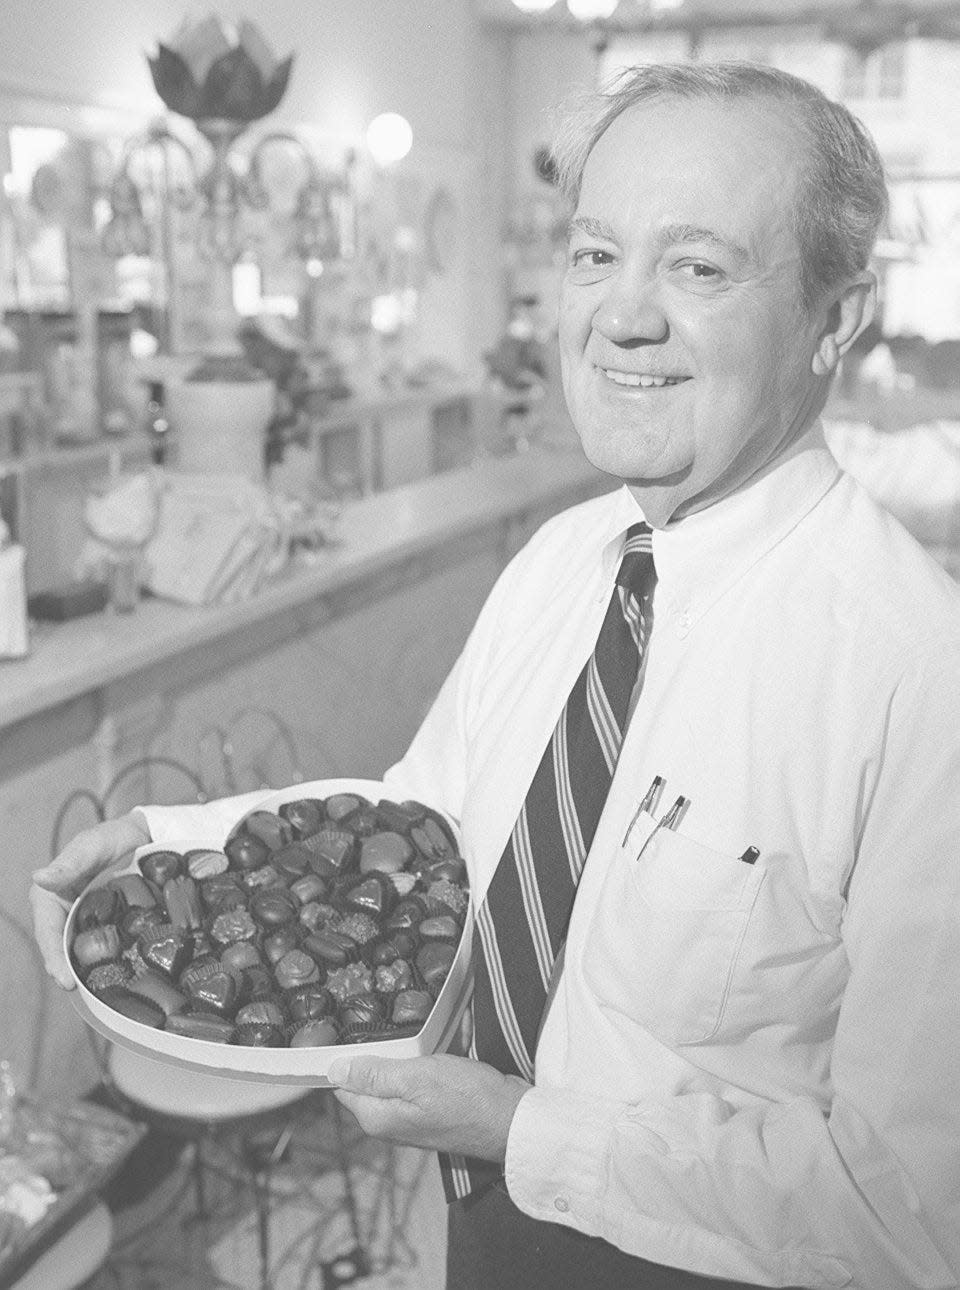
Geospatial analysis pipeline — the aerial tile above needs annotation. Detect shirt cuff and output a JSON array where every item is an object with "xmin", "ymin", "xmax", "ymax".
[
  {"xmin": 139, "ymin": 789, "xmax": 276, "ymax": 848},
  {"xmin": 504, "ymin": 1084, "xmax": 622, "ymax": 1236}
]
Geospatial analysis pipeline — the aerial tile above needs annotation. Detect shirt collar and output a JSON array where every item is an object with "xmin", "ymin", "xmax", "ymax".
[{"xmin": 600, "ymin": 422, "xmax": 841, "ymax": 628}]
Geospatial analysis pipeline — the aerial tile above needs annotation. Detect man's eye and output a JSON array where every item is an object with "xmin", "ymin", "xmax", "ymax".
[
  {"xmin": 571, "ymin": 248, "xmax": 613, "ymax": 268},
  {"xmin": 680, "ymin": 261, "xmax": 721, "ymax": 280}
]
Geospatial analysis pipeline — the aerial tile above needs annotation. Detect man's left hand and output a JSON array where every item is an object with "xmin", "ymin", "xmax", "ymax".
[{"xmin": 328, "ymin": 1053, "xmax": 530, "ymax": 1162}]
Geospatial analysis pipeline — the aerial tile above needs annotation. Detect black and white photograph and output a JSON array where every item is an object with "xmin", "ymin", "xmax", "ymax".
[{"xmin": 2, "ymin": 2, "xmax": 960, "ymax": 1287}]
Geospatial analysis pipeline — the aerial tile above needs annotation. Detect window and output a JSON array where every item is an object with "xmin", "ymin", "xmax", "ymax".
[{"xmin": 841, "ymin": 43, "xmax": 906, "ymax": 101}]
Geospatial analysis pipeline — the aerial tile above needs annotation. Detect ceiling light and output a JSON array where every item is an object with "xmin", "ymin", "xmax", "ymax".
[
  {"xmin": 567, "ymin": 0, "xmax": 620, "ymax": 19},
  {"xmin": 365, "ymin": 113, "xmax": 413, "ymax": 166},
  {"xmin": 510, "ymin": 0, "xmax": 559, "ymax": 12}
]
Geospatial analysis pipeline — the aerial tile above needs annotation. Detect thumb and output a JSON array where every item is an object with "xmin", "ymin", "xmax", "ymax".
[{"xmin": 328, "ymin": 1056, "xmax": 408, "ymax": 1097}]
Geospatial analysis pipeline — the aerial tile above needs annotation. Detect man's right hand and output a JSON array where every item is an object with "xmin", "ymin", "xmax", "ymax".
[{"xmin": 30, "ymin": 811, "xmax": 151, "ymax": 989}]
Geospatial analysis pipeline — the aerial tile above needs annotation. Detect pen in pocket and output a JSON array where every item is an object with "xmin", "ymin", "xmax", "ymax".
[
  {"xmin": 622, "ymin": 774, "xmax": 664, "ymax": 846},
  {"xmin": 636, "ymin": 794, "xmax": 690, "ymax": 860}
]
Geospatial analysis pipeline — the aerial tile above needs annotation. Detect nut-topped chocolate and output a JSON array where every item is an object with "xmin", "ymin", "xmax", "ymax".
[{"xmin": 69, "ymin": 791, "xmax": 469, "ymax": 1050}]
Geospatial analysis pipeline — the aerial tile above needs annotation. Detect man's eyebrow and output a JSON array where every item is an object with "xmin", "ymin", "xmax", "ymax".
[
  {"xmin": 657, "ymin": 223, "xmax": 750, "ymax": 261},
  {"xmin": 568, "ymin": 215, "xmax": 616, "ymax": 241},
  {"xmin": 568, "ymin": 215, "xmax": 751, "ymax": 262}
]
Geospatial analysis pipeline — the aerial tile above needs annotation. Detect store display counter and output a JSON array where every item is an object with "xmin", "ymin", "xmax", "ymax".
[{"xmin": 0, "ymin": 445, "xmax": 603, "ymax": 732}]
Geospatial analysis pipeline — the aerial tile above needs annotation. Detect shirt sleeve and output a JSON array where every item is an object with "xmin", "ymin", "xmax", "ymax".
[
  {"xmin": 382, "ymin": 543, "xmax": 521, "ymax": 826},
  {"xmin": 506, "ymin": 642, "xmax": 960, "ymax": 1290},
  {"xmin": 139, "ymin": 789, "xmax": 276, "ymax": 847}
]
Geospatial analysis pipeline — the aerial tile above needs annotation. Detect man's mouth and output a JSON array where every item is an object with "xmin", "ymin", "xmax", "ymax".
[{"xmin": 599, "ymin": 368, "xmax": 690, "ymax": 388}]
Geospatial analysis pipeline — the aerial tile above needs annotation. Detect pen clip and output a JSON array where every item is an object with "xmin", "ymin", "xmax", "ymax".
[
  {"xmin": 621, "ymin": 774, "xmax": 664, "ymax": 847},
  {"xmin": 636, "ymin": 795, "xmax": 689, "ymax": 860}
]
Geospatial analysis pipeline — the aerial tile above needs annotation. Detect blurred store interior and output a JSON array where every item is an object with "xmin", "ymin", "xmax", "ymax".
[{"xmin": 2, "ymin": 1, "xmax": 960, "ymax": 1286}]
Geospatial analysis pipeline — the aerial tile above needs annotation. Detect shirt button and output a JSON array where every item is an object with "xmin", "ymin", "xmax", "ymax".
[
  {"xmin": 554, "ymin": 1196, "xmax": 569, "ymax": 1213},
  {"xmin": 676, "ymin": 611, "xmax": 691, "ymax": 638}
]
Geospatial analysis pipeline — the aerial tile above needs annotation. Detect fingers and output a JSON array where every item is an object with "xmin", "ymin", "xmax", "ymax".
[
  {"xmin": 32, "ymin": 812, "xmax": 150, "ymax": 893},
  {"xmin": 29, "ymin": 882, "xmax": 76, "ymax": 989},
  {"xmin": 328, "ymin": 1056, "xmax": 413, "ymax": 1097},
  {"xmin": 29, "ymin": 811, "xmax": 151, "ymax": 990}
]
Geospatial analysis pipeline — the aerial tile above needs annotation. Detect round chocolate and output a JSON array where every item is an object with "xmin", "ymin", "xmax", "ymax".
[
  {"xmin": 262, "ymin": 927, "xmax": 300, "ymax": 965},
  {"xmin": 224, "ymin": 832, "xmax": 271, "ymax": 872},
  {"xmin": 138, "ymin": 849, "xmax": 183, "ymax": 887},
  {"xmin": 210, "ymin": 908, "xmax": 257, "ymax": 948},
  {"xmin": 242, "ymin": 810, "xmax": 292, "ymax": 852},
  {"xmin": 286, "ymin": 985, "xmax": 334, "ymax": 1024},
  {"xmin": 73, "ymin": 925, "xmax": 122, "ymax": 971},
  {"xmin": 220, "ymin": 941, "xmax": 262, "ymax": 977},
  {"xmin": 250, "ymin": 888, "xmax": 298, "ymax": 929},
  {"xmin": 86, "ymin": 962, "xmax": 131, "ymax": 993},
  {"xmin": 233, "ymin": 1022, "xmax": 285, "ymax": 1047},
  {"xmin": 290, "ymin": 875, "xmax": 327, "ymax": 905},
  {"xmin": 75, "ymin": 887, "xmax": 124, "ymax": 933},
  {"xmin": 416, "ymin": 942, "xmax": 456, "ymax": 994},
  {"xmin": 325, "ymin": 793, "xmax": 363, "ymax": 822},
  {"xmin": 326, "ymin": 963, "xmax": 374, "ymax": 1003},
  {"xmin": 242, "ymin": 864, "xmax": 283, "ymax": 892},
  {"xmin": 418, "ymin": 915, "xmax": 460, "ymax": 943},
  {"xmin": 359, "ymin": 832, "xmax": 413, "ymax": 875},
  {"xmin": 236, "ymin": 1000, "xmax": 284, "ymax": 1029},
  {"xmin": 289, "ymin": 1019, "xmax": 339, "ymax": 1048},
  {"xmin": 239, "ymin": 965, "xmax": 275, "ymax": 1003},
  {"xmin": 384, "ymin": 896, "xmax": 427, "ymax": 935},
  {"xmin": 338, "ymin": 992, "xmax": 385, "ymax": 1028},
  {"xmin": 279, "ymin": 798, "xmax": 325, "ymax": 839},
  {"xmin": 119, "ymin": 905, "xmax": 164, "ymax": 947},
  {"xmin": 274, "ymin": 949, "xmax": 320, "ymax": 990},
  {"xmin": 392, "ymin": 989, "xmax": 433, "ymax": 1026}
]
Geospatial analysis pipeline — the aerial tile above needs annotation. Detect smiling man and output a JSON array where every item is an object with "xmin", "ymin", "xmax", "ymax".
[{"xmin": 31, "ymin": 63, "xmax": 960, "ymax": 1290}]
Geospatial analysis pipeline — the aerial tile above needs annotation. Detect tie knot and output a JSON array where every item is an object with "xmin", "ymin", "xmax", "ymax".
[{"xmin": 616, "ymin": 522, "xmax": 655, "ymax": 598}]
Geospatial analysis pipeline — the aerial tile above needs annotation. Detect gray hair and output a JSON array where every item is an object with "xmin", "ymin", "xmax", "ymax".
[{"xmin": 551, "ymin": 61, "xmax": 889, "ymax": 308}]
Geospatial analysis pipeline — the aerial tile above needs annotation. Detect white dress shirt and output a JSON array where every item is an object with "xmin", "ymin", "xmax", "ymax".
[{"xmin": 142, "ymin": 424, "xmax": 960, "ymax": 1290}]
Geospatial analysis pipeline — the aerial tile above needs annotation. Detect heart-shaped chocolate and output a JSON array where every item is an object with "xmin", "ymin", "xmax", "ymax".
[
  {"xmin": 191, "ymin": 971, "xmax": 238, "ymax": 1017},
  {"xmin": 139, "ymin": 927, "xmax": 195, "ymax": 980}
]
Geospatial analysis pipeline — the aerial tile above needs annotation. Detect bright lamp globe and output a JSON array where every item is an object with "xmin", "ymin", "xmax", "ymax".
[
  {"xmin": 567, "ymin": 0, "xmax": 619, "ymax": 16},
  {"xmin": 365, "ymin": 113, "xmax": 413, "ymax": 166},
  {"xmin": 511, "ymin": 0, "xmax": 559, "ymax": 11}
]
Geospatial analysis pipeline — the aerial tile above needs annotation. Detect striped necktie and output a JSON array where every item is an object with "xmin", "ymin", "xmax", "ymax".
[{"xmin": 442, "ymin": 521, "xmax": 656, "ymax": 1201}]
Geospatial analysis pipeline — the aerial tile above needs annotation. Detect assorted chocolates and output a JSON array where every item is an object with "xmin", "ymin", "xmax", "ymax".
[{"xmin": 69, "ymin": 793, "xmax": 469, "ymax": 1050}]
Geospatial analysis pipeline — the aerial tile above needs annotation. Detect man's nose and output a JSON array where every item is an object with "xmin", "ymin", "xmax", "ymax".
[{"xmin": 592, "ymin": 279, "xmax": 668, "ymax": 345}]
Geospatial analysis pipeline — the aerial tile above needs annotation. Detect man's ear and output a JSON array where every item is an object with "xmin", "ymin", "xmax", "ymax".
[{"xmin": 811, "ymin": 272, "xmax": 876, "ymax": 377}]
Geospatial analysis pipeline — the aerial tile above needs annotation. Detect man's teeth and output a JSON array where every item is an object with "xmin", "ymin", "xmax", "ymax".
[{"xmin": 602, "ymin": 369, "xmax": 684, "ymax": 388}]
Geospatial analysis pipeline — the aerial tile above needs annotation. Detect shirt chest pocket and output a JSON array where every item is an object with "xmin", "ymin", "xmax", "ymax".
[{"xmin": 580, "ymin": 819, "xmax": 766, "ymax": 1046}]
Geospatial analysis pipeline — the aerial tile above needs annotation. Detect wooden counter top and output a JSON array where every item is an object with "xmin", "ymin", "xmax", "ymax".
[{"xmin": 0, "ymin": 445, "xmax": 605, "ymax": 731}]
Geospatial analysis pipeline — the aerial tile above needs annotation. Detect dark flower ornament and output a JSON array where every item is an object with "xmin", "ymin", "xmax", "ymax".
[{"xmin": 148, "ymin": 16, "xmax": 293, "ymax": 124}]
